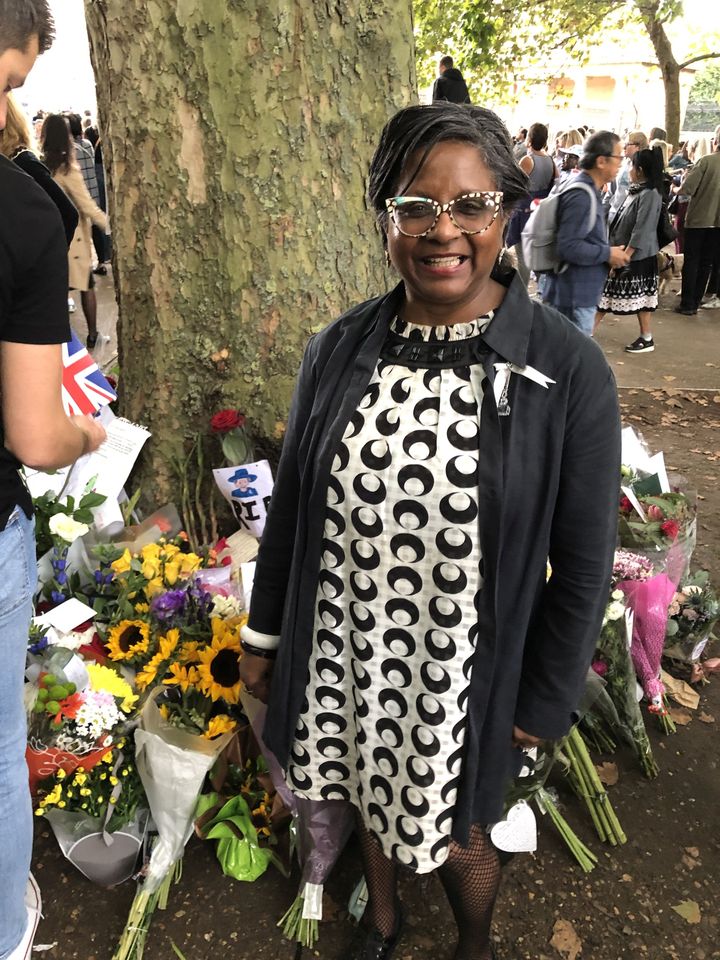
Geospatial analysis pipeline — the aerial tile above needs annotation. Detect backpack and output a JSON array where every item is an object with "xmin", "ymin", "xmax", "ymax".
[{"xmin": 520, "ymin": 179, "xmax": 599, "ymax": 275}]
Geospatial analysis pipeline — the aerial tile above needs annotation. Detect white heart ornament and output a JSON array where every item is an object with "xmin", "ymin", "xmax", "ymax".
[{"xmin": 490, "ymin": 801, "xmax": 537, "ymax": 853}]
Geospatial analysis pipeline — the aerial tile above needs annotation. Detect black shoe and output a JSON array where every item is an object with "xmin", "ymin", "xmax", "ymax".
[
  {"xmin": 92, "ymin": 264, "xmax": 108, "ymax": 276},
  {"xmin": 86, "ymin": 332, "xmax": 98, "ymax": 349},
  {"xmin": 625, "ymin": 336, "xmax": 654, "ymax": 353},
  {"xmin": 346, "ymin": 905, "xmax": 403, "ymax": 960},
  {"xmin": 674, "ymin": 306, "xmax": 697, "ymax": 315}
]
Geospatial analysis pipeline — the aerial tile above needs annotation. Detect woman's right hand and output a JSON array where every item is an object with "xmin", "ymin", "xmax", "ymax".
[{"xmin": 238, "ymin": 652, "xmax": 275, "ymax": 704}]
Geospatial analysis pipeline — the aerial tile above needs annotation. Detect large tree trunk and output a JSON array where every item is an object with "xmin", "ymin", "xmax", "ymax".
[
  {"xmin": 636, "ymin": 0, "xmax": 681, "ymax": 148},
  {"xmin": 84, "ymin": 0, "xmax": 416, "ymax": 542}
]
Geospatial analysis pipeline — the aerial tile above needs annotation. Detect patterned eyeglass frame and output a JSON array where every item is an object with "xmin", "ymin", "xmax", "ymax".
[{"xmin": 385, "ymin": 191, "xmax": 504, "ymax": 237}]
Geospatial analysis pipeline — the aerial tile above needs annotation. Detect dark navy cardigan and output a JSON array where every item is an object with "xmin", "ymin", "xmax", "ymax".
[{"xmin": 248, "ymin": 272, "xmax": 620, "ymax": 839}]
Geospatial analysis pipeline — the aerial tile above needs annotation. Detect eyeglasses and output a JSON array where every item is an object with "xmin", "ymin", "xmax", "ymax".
[
  {"xmin": 385, "ymin": 192, "xmax": 504, "ymax": 237},
  {"xmin": 603, "ymin": 153, "xmax": 624, "ymax": 161}
]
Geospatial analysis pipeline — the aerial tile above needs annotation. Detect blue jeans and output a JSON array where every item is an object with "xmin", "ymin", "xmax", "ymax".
[
  {"xmin": 554, "ymin": 304, "xmax": 596, "ymax": 336},
  {"xmin": 0, "ymin": 508, "xmax": 35, "ymax": 960}
]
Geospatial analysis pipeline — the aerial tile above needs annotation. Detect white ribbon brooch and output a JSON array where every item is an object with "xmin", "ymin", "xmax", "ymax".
[{"xmin": 493, "ymin": 362, "xmax": 556, "ymax": 417}]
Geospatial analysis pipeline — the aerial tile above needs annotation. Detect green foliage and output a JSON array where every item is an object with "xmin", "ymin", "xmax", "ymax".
[{"xmin": 414, "ymin": 0, "xmax": 628, "ymax": 103}]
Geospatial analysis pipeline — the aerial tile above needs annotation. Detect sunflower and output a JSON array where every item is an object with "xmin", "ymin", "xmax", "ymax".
[
  {"xmin": 158, "ymin": 628, "xmax": 180, "ymax": 660},
  {"xmin": 106, "ymin": 620, "xmax": 150, "ymax": 661},
  {"xmin": 135, "ymin": 651, "xmax": 165, "ymax": 691},
  {"xmin": 179, "ymin": 640, "xmax": 202, "ymax": 664},
  {"xmin": 203, "ymin": 714, "xmax": 237, "ymax": 739},
  {"xmin": 163, "ymin": 662, "xmax": 200, "ymax": 693},
  {"xmin": 196, "ymin": 631, "xmax": 242, "ymax": 704}
]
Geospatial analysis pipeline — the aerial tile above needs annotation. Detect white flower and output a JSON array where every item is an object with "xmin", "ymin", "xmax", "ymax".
[
  {"xmin": 611, "ymin": 589, "xmax": 624, "ymax": 601},
  {"xmin": 49, "ymin": 513, "xmax": 90, "ymax": 544},
  {"xmin": 606, "ymin": 601, "xmax": 626, "ymax": 621},
  {"xmin": 211, "ymin": 594, "xmax": 243, "ymax": 619}
]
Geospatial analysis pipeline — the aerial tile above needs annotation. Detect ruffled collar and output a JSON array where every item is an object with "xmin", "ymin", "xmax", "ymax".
[{"xmin": 391, "ymin": 313, "xmax": 493, "ymax": 342}]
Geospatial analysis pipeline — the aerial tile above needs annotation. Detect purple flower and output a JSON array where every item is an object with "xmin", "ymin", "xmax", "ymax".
[
  {"xmin": 51, "ymin": 590, "xmax": 66, "ymax": 604},
  {"xmin": 55, "ymin": 571, "xmax": 68, "ymax": 585},
  {"xmin": 29, "ymin": 636, "xmax": 49, "ymax": 655},
  {"xmin": 151, "ymin": 589, "xmax": 187, "ymax": 621}
]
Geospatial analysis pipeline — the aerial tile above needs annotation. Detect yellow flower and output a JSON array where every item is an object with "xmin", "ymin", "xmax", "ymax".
[
  {"xmin": 159, "ymin": 704, "xmax": 170, "ymax": 721},
  {"xmin": 140, "ymin": 543, "xmax": 162, "ymax": 562},
  {"xmin": 57, "ymin": 769, "xmax": 66, "ymax": 779},
  {"xmin": 196, "ymin": 630, "xmax": 242, "ymax": 703},
  {"xmin": 178, "ymin": 552, "xmax": 202, "ymax": 579},
  {"xmin": 161, "ymin": 543, "xmax": 180, "ymax": 559},
  {"xmin": 134, "ymin": 602, "xmax": 150, "ymax": 614},
  {"xmin": 80, "ymin": 788, "xmax": 91, "ymax": 797},
  {"xmin": 40, "ymin": 784, "xmax": 62, "ymax": 807},
  {"xmin": 73, "ymin": 772, "xmax": 87, "ymax": 786},
  {"xmin": 158, "ymin": 628, "xmax": 180, "ymax": 660},
  {"xmin": 146, "ymin": 576, "xmax": 165, "ymax": 598},
  {"xmin": 163, "ymin": 661, "xmax": 200, "ymax": 693},
  {"xmin": 58, "ymin": 800, "xmax": 66, "ymax": 808},
  {"xmin": 34, "ymin": 808, "xmax": 44, "ymax": 816},
  {"xmin": 111, "ymin": 549, "xmax": 133, "ymax": 575},
  {"xmin": 102, "ymin": 750, "xmax": 114, "ymax": 763},
  {"xmin": 107, "ymin": 620, "xmax": 150, "ymax": 662},
  {"xmin": 109, "ymin": 776, "xmax": 118, "ymax": 786},
  {"xmin": 135, "ymin": 652, "xmax": 163, "ymax": 691},
  {"xmin": 180, "ymin": 641, "xmax": 202, "ymax": 664},
  {"xmin": 109, "ymin": 796, "xmax": 117, "ymax": 804},
  {"xmin": 141, "ymin": 558, "xmax": 161, "ymax": 580},
  {"xmin": 203, "ymin": 714, "xmax": 237, "ymax": 739},
  {"xmin": 163, "ymin": 560, "xmax": 180, "ymax": 585},
  {"xmin": 86, "ymin": 662, "xmax": 138, "ymax": 713}
]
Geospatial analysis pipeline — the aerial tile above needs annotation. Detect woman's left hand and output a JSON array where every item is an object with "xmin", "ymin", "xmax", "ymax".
[{"xmin": 512, "ymin": 725, "xmax": 542, "ymax": 749}]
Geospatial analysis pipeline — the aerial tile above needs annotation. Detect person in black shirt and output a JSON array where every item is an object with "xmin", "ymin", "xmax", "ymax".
[
  {"xmin": 0, "ymin": 4, "xmax": 106, "ymax": 957},
  {"xmin": 431, "ymin": 55, "xmax": 471, "ymax": 105}
]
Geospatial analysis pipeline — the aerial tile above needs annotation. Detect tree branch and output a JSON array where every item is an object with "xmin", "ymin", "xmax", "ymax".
[{"xmin": 679, "ymin": 52, "xmax": 720, "ymax": 69}]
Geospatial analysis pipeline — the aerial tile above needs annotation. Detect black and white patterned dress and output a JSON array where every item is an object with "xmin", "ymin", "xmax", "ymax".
[{"xmin": 286, "ymin": 315, "xmax": 491, "ymax": 873}]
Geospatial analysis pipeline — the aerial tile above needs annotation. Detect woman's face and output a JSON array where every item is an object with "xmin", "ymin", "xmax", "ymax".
[
  {"xmin": 629, "ymin": 163, "xmax": 644, "ymax": 183},
  {"xmin": 385, "ymin": 141, "xmax": 505, "ymax": 320}
]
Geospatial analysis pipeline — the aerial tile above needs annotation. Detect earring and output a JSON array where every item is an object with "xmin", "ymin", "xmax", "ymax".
[{"xmin": 496, "ymin": 245, "xmax": 507, "ymax": 267}]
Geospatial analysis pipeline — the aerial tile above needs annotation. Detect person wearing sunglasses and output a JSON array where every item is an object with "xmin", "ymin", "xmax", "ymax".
[{"xmin": 239, "ymin": 103, "xmax": 620, "ymax": 960}]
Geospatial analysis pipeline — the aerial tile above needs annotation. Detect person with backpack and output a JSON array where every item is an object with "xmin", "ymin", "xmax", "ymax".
[
  {"xmin": 595, "ymin": 147, "xmax": 663, "ymax": 352},
  {"xmin": 540, "ymin": 131, "xmax": 631, "ymax": 335},
  {"xmin": 506, "ymin": 122, "xmax": 557, "ymax": 286}
]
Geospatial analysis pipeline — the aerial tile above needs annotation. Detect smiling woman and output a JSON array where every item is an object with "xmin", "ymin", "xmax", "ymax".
[{"xmin": 238, "ymin": 103, "xmax": 621, "ymax": 960}]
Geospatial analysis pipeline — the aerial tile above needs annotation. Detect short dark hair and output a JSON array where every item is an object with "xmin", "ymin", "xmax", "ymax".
[
  {"xmin": 633, "ymin": 147, "xmax": 664, "ymax": 192},
  {"xmin": 439, "ymin": 55, "xmax": 454, "ymax": 69},
  {"xmin": 0, "ymin": 0, "xmax": 55, "ymax": 55},
  {"xmin": 649, "ymin": 126, "xmax": 667, "ymax": 142},
  {"xmin": 66, "ymin": 112, "xmax": 83, "ymax": 138},
  {"xmin": 579, "ymin": 130, "xmax": 620, "ymax": 170},
  {"xmin": 368, "ymin": 103, "xmax": 529, "ymax": 234},
  {"xmin": 528, "ymin": 123, "xmax": 548, "ymax": 151}
]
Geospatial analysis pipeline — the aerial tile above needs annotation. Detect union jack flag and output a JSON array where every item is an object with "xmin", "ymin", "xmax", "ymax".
[{"xmin": 61, "ymin": 331, "xmax": 117, "ymax": 416}]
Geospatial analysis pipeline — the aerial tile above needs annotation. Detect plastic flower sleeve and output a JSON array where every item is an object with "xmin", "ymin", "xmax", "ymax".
[
  {"xmin": 45, "ymin": 807, "xmax": 149, "ymax": 886},
  {"xmin": 619, "ymin": 573, "xmax": 678, "ymax": 708},
  {"xmin": 134, "ymin": 689, "xmax": 233, "ymax": 893}
]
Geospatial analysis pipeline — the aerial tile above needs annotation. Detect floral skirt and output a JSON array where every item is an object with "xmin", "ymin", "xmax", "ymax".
[{"xmin": 598, "ymin": 255, "xmax": 658, "ymax": 314}]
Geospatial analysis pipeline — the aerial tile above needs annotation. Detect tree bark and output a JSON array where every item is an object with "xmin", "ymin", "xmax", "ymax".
[
  {"xmin": 635, "ymin": 1, "xmax": 681, "ymax": 148},
  {"xmin": 83, "ymin": 0, "xmax": 416, "ymax": 536}
]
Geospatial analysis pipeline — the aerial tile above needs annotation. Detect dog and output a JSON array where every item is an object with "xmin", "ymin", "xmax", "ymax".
[{"xmin": 657, "ymin": 251, "xmax": 683, "ymax": 295}]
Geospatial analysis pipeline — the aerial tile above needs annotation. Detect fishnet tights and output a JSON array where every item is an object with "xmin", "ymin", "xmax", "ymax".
[
  {"xmin": 438, "ymin": 824, "xmax": 500, "ymax": 960},
  {"xmin": 356, "ymin": 817, "xmax": 500, "ymax": 958}
]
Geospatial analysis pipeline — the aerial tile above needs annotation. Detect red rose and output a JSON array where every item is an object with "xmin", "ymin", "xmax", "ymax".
[
  {"xmin": 661, "ymin": 519, "xmax": 680, "ymax": 541},
  {"xmin": 210, "ymin": 409, "xmax": 245, "ymax": 433},
  {"xmin": 619, "ymin": 496, "xmax": 633, "ymax": 514}
]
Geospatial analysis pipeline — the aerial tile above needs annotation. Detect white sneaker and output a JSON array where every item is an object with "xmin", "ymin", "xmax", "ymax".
[
  {"xmin": 701, "ymin": 296, "xmax": 720, "ymax": 309},
  {"xmin": 6, "ymin": 874, "xmax": 42, "ymax": 960},
  {"xmin": 68, "ymin": 297, "xmax": 76, "ymax": 313}
]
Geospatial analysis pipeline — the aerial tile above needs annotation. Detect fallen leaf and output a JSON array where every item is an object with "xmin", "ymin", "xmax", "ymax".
[
  {"xmin": 595, "ymin": 761, "xmax": 619, "ymax": 786},
  {"xmin": 668, "ymin": 706, "xmax": 692, "ymax": 726},
  {"xmin": 699, "ymin": 711, "xmax": 715, "ymax": 723},
  {"xmin": 663, "ymin": 375, "xmax": 677, "ymax": 381},
  {"xmin": 681, "ymin": 853, "xmax": 699, "ymax": 870},
  {"xmin": 685, "ymin": 846, "xmax": 700, "ymax": 858},
  {"xmin": 550, "ymin": 918, "xmax": 582, "ymax": 959},
  {"xmin": 671, "ymin": 900, "xmax": 701, "ymax": 924},
  {"xmin": 661, "ymin": 670, "xmax": 700, "ymax": 709}
]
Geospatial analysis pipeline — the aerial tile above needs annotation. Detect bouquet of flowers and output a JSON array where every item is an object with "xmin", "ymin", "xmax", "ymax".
[
  {"xmin": 665, "ymin": 571, "xmax": 719, "ymax": 664},
  {"xmin": 26, "ymin": 655, "xmax": 137, "ymax": 794},
  {"xmin": 35, "ymin": 738, "xmax": 149, "ymax": 886},
  {"xmin": 593, "ymin": 559, "xmax": 659, "ymax": 777}
]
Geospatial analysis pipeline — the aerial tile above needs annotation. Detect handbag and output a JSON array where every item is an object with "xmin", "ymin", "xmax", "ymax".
[{"xmin": 657, "ymin": 201, "xmax": 678, "ymax": 248}]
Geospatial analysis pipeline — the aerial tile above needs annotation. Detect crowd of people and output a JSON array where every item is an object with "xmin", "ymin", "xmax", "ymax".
[
  {"xmin": 0, "ymin": 97, "xmax": 110, "ymax": 351},
  {"xmin": 504, "ymin": 121, "xmax": 720, "ymax": 352}
]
